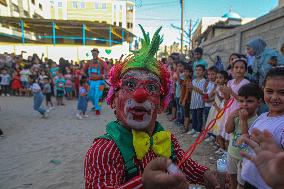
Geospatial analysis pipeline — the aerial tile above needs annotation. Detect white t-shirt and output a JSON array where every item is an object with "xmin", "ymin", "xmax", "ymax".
[
  {"xmin": 31, "ymin": 83, "xmax": 41, "ymax": 93},
  {"xmin": 204, "ymin": 81, "xmax": 216, "ymax": 107},
  {"xmin": 241, "ymin": 113, "xmax": 284, "ymax": 189}
]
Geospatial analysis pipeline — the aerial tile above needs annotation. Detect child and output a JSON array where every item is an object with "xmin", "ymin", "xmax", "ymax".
[
  {"xmin": 55, "ymin": 71, "xmax": 66, "ymax": 106},
  {"xmin": 221, "ymin": 55, "xmax": 250, "ymax": 148},
  {"xmin": 64, "ymin": 68, "xmax": 73, "ymax": 100},
  {"xmin": 227, "ymin": 53, "xmax": 239, "ymax": 80},
  {"xmin": 0, "ymin": 68, "xmax": 11, "ymax": 96},
  {"xmin": 179, "ymin": 64, "xmax": 193, "ymax": 133},
  {"xmin": 175, "ymin": 61, "xmax": 185, "ymax": 126},
  {"xmin": 43, "ymin": 77, "xmax": 54, "ymax": 110},
  {"xmin": 169, "ymin": 61, "xmax": 178, "ymax": 121},
  {"xmin": 20, "ymin": 65, "xmax": 31, "ymax": 96},
  {"xmin": 11, "ymin": 71, "xmax": 21, "ymax": 96},
  {"xmin": 241, "ymin": 67, "xmax": 284, "ymax": 189},
  {"xmin": 77, "ymin": 79, "xmax": 89, "ymax": 119},
  {"xmin": 188, "ymin": 64, "xmax": 206, "ymax": 137},
  {"xmin": 203, "ymin": 66, "xmax": 218, "ymax": 126},
  {"xmin": 30, "ymin": 76, "xmax": 48, "ymax": 118},
  {"xmin": 225, "ymin": 83, "xmax": 262, "ymax": 189},
  {"xmin": 206, "ymin": 71, "xmax": 229, "ymax": 150}
]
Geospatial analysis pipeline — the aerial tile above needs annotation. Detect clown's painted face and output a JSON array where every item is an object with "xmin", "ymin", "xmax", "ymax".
[{"xmin": 115, "ymin": 70, "xmax": 162, "ymax": 130}]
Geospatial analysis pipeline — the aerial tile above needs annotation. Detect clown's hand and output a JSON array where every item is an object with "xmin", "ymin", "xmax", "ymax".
[
  {"xmin": 142, "ymin": 157, "xmax": 189, "ymax": 189},
  {"xmin": 203, "ymin": 170, "xmax": 230, "ymax": 189}
]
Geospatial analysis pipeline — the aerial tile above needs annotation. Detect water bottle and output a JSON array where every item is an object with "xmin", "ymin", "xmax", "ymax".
[{"xmin": 216, "ymin": 153, "xmax": 227, "ymax": 188}]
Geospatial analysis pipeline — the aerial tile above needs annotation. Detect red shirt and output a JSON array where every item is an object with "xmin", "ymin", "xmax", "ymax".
[{"xmin": 84, "ymin": 135, "xmax": 208, "ymax": 189}]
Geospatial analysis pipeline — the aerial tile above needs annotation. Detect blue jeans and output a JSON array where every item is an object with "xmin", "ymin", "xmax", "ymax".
[
  {"xmin": 175, "ymin": 97, "xmax": 184, "ymax": 125},
  {"xmin": 33, "ymin": 92, "xmax": 46, "ymax": 115},
  {"xmin": 191, "ymin": 108, "xmax": 203, "ymax": 132}
]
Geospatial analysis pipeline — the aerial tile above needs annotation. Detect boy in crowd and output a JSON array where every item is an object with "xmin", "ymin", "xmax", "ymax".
[
  {"xmin": 43, "ymin": 77, "xmax": 54, "ymax": 110},
  {"xmin": 0, "ymin": 68, "xmax": 11, "ymax": 96},
  {"xmin": 188, "ymin": 64, "xmax": 206, "ymax": 137},
  {"xmin": 175, "ymin": 61, "xmax": 185, "ymax": 126},
  {"xmin": 192, "ymin": 47, "xmax": 208, "ymax": 78},
  {"xmin": 225, "ymin": 83, "xmax": 262, "ymax": 189},
  {"xmin": 179, "ymin": 64, "xmax": 193, "ymax": 133}
]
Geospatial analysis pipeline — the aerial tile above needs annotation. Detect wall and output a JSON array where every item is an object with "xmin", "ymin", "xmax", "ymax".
[{"xmin": 201, "ymin": 7, "xmax": 284, "ymax": 66}]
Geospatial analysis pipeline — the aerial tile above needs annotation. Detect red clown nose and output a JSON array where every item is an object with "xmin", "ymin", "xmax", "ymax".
[{"xmin": 133, "ymin": 88, "xmax": 148, "ymax": 103}]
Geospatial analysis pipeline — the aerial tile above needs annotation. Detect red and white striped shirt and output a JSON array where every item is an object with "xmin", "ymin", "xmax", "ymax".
[{"xmin": 84, "ymin": 135, "xmax": 208, "ymax": 189}]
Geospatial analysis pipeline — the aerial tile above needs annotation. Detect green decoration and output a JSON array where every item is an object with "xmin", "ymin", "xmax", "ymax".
[
  {"xmin": 122, "ymin": 24, "xmax": 163, "ymax": 76},
  {"xmin": 105, "ymin": 49, "xmax": 112, "ymax": 55}
]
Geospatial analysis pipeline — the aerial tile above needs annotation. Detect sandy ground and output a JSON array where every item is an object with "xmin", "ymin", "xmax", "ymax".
[{"xmin": 0, "ymin": 97, "xmax": 217, "ymax": 189}]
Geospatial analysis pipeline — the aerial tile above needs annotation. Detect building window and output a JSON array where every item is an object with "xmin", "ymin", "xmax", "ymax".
[
  {"xmin": 119, "ymin": 22, "xmax": 122, "ymax": 27},
  {"xmin": 120, "ymin": 5, "xmax": 122, "ymax": 11},
  {"xmin": 127, "ymin": 22, "xmax": 130, "ymax": 28},
  {"xmin": 102, "ymin": 3, "xmax": 107, "ymax": 9},
  {"xmin": 114, "ymin": 5, "xmax": 116, "ymax": 10},
  {"xmin": 131, "ymin": 23, "xmax": 133, "ymax": 28},
  {"xmin": 127, "ymin": 6, "xmax": 133, "ymax": 12},
  {"xmin": 0, "ymin": 0, "xmax": 8, "ymax": 6},
  {"xmin": 58, "ymin": 1, "xmax": 62, "ymax": 7},
  {"xmin": 80, "ymin": 2, "xmax": 85, "ymax": 8},
  {"xmin": 12, "ymin": 3, "xmax": 19, "ymax": 13},
  {"xmin": 72, "ymin": 1, "xmax": 77, "ymax": 9},
  {"xmin": 101, "ymin": 21, "xmax": 107, "ymax": 24},
  {"xmin": 94, "ymin": 2, "xmax": 99, "ymax": 9},
  {"xmin": 31, "ymin": 0, "xmax": 35, "ymax": 4},
  {"xmin": 113, "ymin": 21, "xmax": 116, "ymax": 26},
  {"xmin": 39, "ymin": 3, "xmax": 42, "ymax": 10},
  {"xmin": 24, "ymin": 10, "xmax": 29, "ymax": 17}
]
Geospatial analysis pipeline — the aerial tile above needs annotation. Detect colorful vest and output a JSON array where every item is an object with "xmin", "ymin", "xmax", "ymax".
[
  {"xmin": 96, "ymin": 121, "xmax": 177, "ymax": 181},
  {"xmin": 88, "ymin": 59, "xmax": 101, "ymax": 80}
]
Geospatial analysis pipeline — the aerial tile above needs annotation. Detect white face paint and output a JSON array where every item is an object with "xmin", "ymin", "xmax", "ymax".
[{"xmin": 123, "ymin": 98, "xmax": 155, "ymax": 130}]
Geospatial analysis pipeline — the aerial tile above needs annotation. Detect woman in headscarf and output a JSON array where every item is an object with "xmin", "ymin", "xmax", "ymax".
[{"xmin": 247, "ymin": 38, "xmax": 284, "ymax": 87}]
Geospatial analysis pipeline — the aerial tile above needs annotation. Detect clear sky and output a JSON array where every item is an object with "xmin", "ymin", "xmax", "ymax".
[{"xmin": 134, "ymin": 0, "xmax": 278, "ymax": 45}]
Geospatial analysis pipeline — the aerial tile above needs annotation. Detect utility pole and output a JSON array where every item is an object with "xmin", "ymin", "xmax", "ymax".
[
  {"xmin": 189, "ymin": 18, "xmax": 193, "ymax": 50},
  {"xmin": 180, "ymin": 0, "xmax": 184, "ymax": 54}
]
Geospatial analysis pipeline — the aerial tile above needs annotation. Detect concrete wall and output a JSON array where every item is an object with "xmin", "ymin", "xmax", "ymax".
[{"xmin": 201, "ymin": 7, "xmax": 284, "ymax": 66}]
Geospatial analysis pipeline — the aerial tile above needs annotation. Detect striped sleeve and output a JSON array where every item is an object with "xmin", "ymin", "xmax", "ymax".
[
  {"xmin": 84, "ymin": 138, "xmax": 143, "ymax": 189},
  {"xmin": 171, "ymin": 135, "xmax": 209, "ymax": 185}
]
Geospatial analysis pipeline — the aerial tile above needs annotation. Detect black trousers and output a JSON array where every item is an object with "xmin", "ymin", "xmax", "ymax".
[
  {"xmin": 1, "ymin": 85, "xmax": 10, "ymax": 94},
  {"xmin": 244, "ymin": 182, "xmax": 258, "ymax": 189}
]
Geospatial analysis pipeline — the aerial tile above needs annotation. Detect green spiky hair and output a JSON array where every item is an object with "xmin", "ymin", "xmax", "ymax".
[{"xmin": 121, "ymin": 24, "xmax": 163, "ymax": 76}]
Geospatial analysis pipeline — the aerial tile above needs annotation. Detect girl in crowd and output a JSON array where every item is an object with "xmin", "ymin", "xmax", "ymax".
[
  {"xmin": 64, "ymin": 68, "xmax": 73, "ymax": 100},
  {"xmin": 76, "ymin": 79, "xmax": 89, "ymax": 119},
  {"xmin": 241, "ymin": 67, "xmax": 284, "ymax": 189}
]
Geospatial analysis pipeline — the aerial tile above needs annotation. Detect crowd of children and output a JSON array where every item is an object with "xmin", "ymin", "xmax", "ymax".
[
  {"xmin": 165, "ymin": 46, "xmax": 284, "ymax": 189},
  {"xmin": 0, "ymin": 52, "xmax": 113, "ymax": 119}
]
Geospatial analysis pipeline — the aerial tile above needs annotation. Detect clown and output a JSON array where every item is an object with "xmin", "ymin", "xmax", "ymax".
[
  {"xmin": 84, "ymin": 25, "xmax": 226, "ymax": 189},
  {"xmin": 84, "ymin": 48, "xmax": 108, "ymax": 115}
]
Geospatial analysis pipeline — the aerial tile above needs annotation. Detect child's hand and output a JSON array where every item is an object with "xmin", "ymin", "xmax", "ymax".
[
  {"xmin": 230, "ymin": 109, "xmax": 240, "ymax": 118},
  {"xmin": 239, "ymin": 109, "xmax": 249, "ymax": 121}
]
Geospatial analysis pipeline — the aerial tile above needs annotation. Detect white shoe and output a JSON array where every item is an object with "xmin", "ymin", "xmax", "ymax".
[
  {"xmin": 43, "ymin": 111, "xmax": 49, "ymax": 118},
  {"xmin": 1, "ymin": 94, "xmax": 4, "ymax": 96},
  {"xmin": 76, "ymin": 113, "xmax": 83, "ymax": 120},
  {"xmin": 83, "ymin": 114, "xmax": 89, "ymax": 118},
  {"xmin": 186, "ymin": 129, "xmax": 196, "ymax": 135},
  {"xmin": 49, "ymin": 107, "xmax": 55, "ymax": 110},
  {"xmin": 6, "ymin": 94, "xmax": 10, "ymax": 96},
  {"xmin": 192, "ymin": 132, "xmax": 200, "ymax": 138}
]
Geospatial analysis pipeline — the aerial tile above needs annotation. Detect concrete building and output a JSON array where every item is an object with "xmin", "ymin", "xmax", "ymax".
[
  {"xmin": 49, "ymin": 0, "xmax": 135, "ymax": 33},
  {"xmin": 192, "ymin": 9, "xmax": 254, "ymax": 48},
  {"xmin": 0, "ymin": 0, "xmax": 51, "ymax": 18}
]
